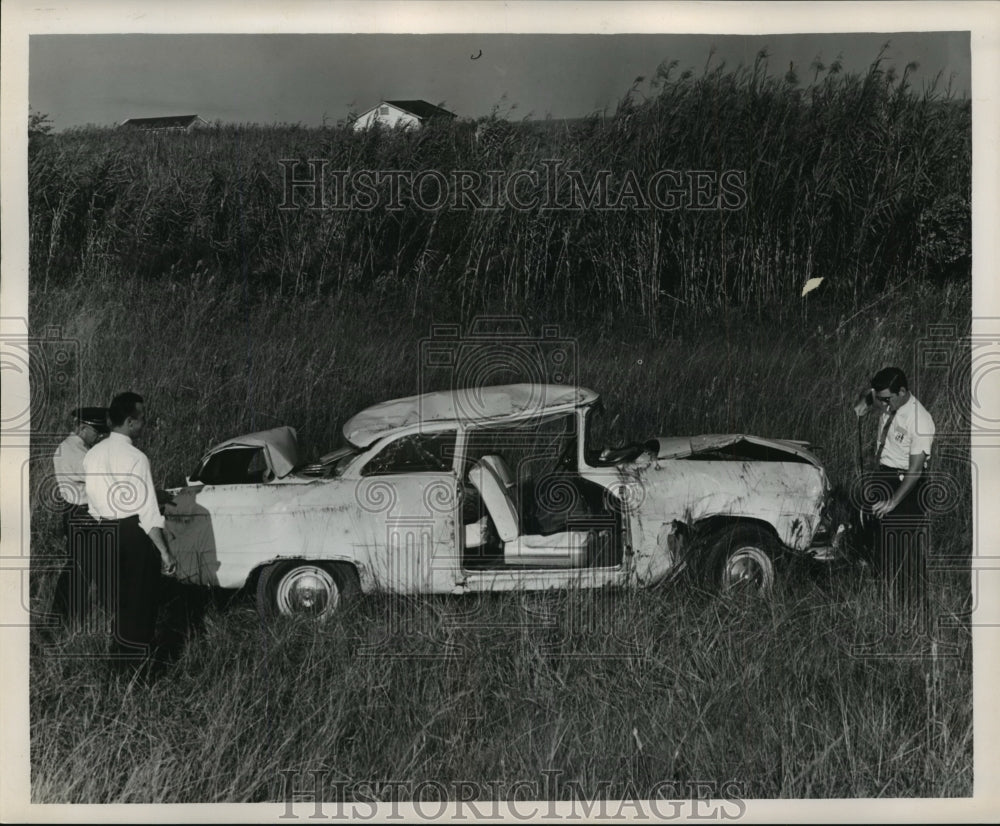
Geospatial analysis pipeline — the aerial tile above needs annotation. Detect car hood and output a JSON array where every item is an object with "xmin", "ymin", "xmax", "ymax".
[{"xmin": 647, "ymin": 434, "xmax": 823, "ymax": 467}]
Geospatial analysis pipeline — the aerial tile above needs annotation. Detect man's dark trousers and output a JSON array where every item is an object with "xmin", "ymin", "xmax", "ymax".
[
  {"xmin": 864, "ymin": 466, "xmax": 930, "ymax": 631},
  {"xmin": 51, "ymin": 504, "xmax": 99, "ymax": 627},
  {"xmin": 78, "ymin": 514, "xmax": 161, "ymax": 657}
]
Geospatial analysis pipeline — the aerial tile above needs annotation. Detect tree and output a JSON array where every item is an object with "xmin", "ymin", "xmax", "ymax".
[{"xmin": 29, "ymin": 108, "xmax": 54, "ymax": 137}]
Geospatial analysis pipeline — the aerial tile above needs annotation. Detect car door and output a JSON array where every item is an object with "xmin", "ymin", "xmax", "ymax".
[
  {"xmin": 456, "ymin": 414, "xmax": 628, "ymax": 593},
  {"xmin": 351, "ymin": 429, "xmax": 463, "ymax": 594}
]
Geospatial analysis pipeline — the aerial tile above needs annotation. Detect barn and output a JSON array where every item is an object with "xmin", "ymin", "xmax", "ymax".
[
  {"xmin": 352, "ymin": 100, "xmax": 456, "ymax": 131},
  {"xmin": 118, "ymin": 114, "xmax": 208, "ymax": 132}
]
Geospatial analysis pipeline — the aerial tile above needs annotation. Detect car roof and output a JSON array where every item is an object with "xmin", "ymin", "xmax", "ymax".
[{"xmin": 342, "ymin": 384, "xmax": 599, "ymax": 448}]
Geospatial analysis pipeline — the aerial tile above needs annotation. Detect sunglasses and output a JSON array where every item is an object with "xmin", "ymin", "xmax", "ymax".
[{"xmin": 875, "ymin": 394, "xmax": 894, "ymax": 405}]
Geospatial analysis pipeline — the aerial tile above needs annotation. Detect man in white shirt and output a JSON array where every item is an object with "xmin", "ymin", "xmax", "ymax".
[
  {"xmin": 49, "ymin": 406, "xmax": 108, "ymax": 626},
  {"xmin": 865, "ymin": 366, "xmax": 935, "ymax": 626},
  {"xmin": 83, "ymin": 392, "xmax": 176, "ymax": 665}
]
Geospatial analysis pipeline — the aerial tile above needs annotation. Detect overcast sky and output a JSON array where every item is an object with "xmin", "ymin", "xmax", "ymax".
[{"xmin": 29, "ymin": 31, "xmax": 970, "ymax": 130}]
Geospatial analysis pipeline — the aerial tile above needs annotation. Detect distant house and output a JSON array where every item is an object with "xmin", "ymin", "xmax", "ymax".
[
  {"xmin": 352, "ymin": 100, "xmax": 456, "ymax": 131},
  {"xmin": 118, "ymin": 114, "xmax": 208, "ymax": 132}
]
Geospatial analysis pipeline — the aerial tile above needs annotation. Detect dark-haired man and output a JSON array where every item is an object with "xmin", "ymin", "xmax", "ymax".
[
  {"xmin": 49, "ymin": 406, "xmax": 108, "ymax": 627},
  {"xmin": 83, "ymin": 392, "xmax": 176, "ymax": 666},
  {"xmin": 865, "ymin": 366, "xmax": 935, "ymax": 623}
]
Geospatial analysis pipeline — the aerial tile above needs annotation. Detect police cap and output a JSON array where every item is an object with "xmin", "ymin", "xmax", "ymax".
[{"xmin": 72, "ymin": 406, "xmax": 109, "ymax": 432}]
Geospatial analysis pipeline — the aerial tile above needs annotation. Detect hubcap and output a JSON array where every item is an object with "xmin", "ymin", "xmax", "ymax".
[
  {"xmin": 722, "ymin": 546, "xmax": 774, "ymax": 593},
  {"xmin": 276, "ymin": 565, "xmax": 338, "ymax": 617}
]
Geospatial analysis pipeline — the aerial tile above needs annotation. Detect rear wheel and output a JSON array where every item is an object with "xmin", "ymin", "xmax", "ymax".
[
  {"xmin": 700, "ymin": 525, "xmax": 778, "ymax": 595},
  {"xmin": 256, "ymin": 560, "xmax": 359, "ymax": 621}
]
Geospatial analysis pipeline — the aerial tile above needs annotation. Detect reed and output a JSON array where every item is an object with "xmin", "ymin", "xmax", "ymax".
[{"xmin": 28, "ymin": 48, "xmax": 969, "ymax": 321}]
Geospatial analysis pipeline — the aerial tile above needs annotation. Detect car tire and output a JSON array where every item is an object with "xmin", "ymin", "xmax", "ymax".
[
  {"xmin": 700, "ymin": 525, "xmax": 778, "ymax": 595},
  {"xmin": 256, "ymin": 560, "xmax": 359, "ymax": 622}
]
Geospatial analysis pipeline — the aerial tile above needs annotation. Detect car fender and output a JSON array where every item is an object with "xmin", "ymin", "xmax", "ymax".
[{"xmin": 588, "ymin": 455, "xmax": 827, "ymax": 585}]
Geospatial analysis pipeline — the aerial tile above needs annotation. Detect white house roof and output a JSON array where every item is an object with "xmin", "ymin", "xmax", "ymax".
[
  {"xmin": 383, "ymin": 100, "xmax": 456, "ymax": 119},
  {"xmin": 356, "ymin": 100, "xmax": 456, "ymax": 121},
  {"xmin": 342, "ymin": 384, "xmax": 598, "ymax": 448}
]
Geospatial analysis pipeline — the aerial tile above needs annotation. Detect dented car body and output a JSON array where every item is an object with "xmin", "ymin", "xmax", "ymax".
[{"xmin": 165, "ymin": 384, "xmax": 839, "ymax": 618}]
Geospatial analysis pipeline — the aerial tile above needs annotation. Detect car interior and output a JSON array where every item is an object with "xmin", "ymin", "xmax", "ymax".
[{"xmin": 461, "ymin": 452, "xmax": 623, "ymax": 571}]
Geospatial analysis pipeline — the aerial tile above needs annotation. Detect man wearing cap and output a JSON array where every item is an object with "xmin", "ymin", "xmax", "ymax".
[
  {"xmin": 863, "ymin": 366, "xmax": 935, "ymax": 626},
  {"xmin": 49, "ymin": 406, "xmax": 108, "ymax": 627},
  {"xmin": 83, "ymin": 391, "xmax": 176, "ymax": 666}
]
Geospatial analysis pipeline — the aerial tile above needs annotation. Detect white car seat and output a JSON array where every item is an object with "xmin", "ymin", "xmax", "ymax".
[{"xmin": 467, "ymin": 455, "xmax": 589, "ymax": 567}]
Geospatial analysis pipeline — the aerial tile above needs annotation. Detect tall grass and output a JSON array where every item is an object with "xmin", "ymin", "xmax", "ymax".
[
  {"xmin": 25, "ymin": 275, "xmax": 971, "ymax": 508},
  {"xmin": 28, "ymin": 47, "xmax": 970, "ymax": 320},
  {"xmin": 27, "ymin": 278, "xmax": 971, "ymax": 802},
  {"xmin": 29, "ymin": 576, "xmax": 971, "ymax": 802}
]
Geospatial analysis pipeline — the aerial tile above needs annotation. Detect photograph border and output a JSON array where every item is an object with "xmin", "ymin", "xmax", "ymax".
[{"xmin": 2, "ymin": 1, "xmax": 998, "ymax": 821}]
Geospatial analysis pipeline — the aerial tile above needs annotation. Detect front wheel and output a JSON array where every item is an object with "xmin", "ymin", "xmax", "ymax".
[
  {"xmin": 700, "ymin": 526, "xmax": 778, "ymax": 595},
  {"xmin": 256, "ymin": 560, "xmax": 359, "ymax": 621}
]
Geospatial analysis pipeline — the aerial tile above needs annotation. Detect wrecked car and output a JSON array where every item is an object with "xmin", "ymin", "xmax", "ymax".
[{"xmin": 164, "ymin": 384, "xmax": 842, "ymax": 620}]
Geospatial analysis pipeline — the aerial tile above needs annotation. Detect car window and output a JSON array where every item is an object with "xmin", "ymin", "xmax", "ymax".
[
  {"xmin": 464, "ymin": 413, "xmax": 577, "ymax": 485},
  {"xmin": 361, "ymin": 432, "xmax": 457, "ymax": 476},
  {"xmin": 193, "ymin": 446, "xmax": 271, "ymax": 485}
]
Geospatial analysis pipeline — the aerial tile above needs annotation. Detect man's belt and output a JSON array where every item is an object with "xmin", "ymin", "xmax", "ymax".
[
  {"xmin": 878, "ymin": 464, "xmax": 907, "ymax": 480},
  {"xmin": 77, "ymin": 513, "xmax": 141, "ymax": 524}
]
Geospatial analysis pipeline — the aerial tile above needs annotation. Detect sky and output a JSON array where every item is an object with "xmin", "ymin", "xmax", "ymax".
[{"xmin": 29, "ymin": 31, "xmax": 971, "ymax": 130}]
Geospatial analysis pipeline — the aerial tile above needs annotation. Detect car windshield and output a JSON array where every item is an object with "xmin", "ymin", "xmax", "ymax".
[{"xmin": 584, "ymin": 402, "xmax": 645, "ymax": 466}]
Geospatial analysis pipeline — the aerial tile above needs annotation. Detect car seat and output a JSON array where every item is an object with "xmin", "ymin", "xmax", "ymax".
[{"xmin": 467, "ymin": 455, "xmax": 589, "ymax": 567}]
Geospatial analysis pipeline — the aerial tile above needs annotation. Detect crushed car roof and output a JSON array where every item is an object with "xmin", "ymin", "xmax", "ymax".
[
  {"xmin": 343, "ymin": 384, "xmax": 599, "ymax": 448},
  {"xmin": 201, "ymin": 425, "xmax": 300, "ymax": 478}
]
